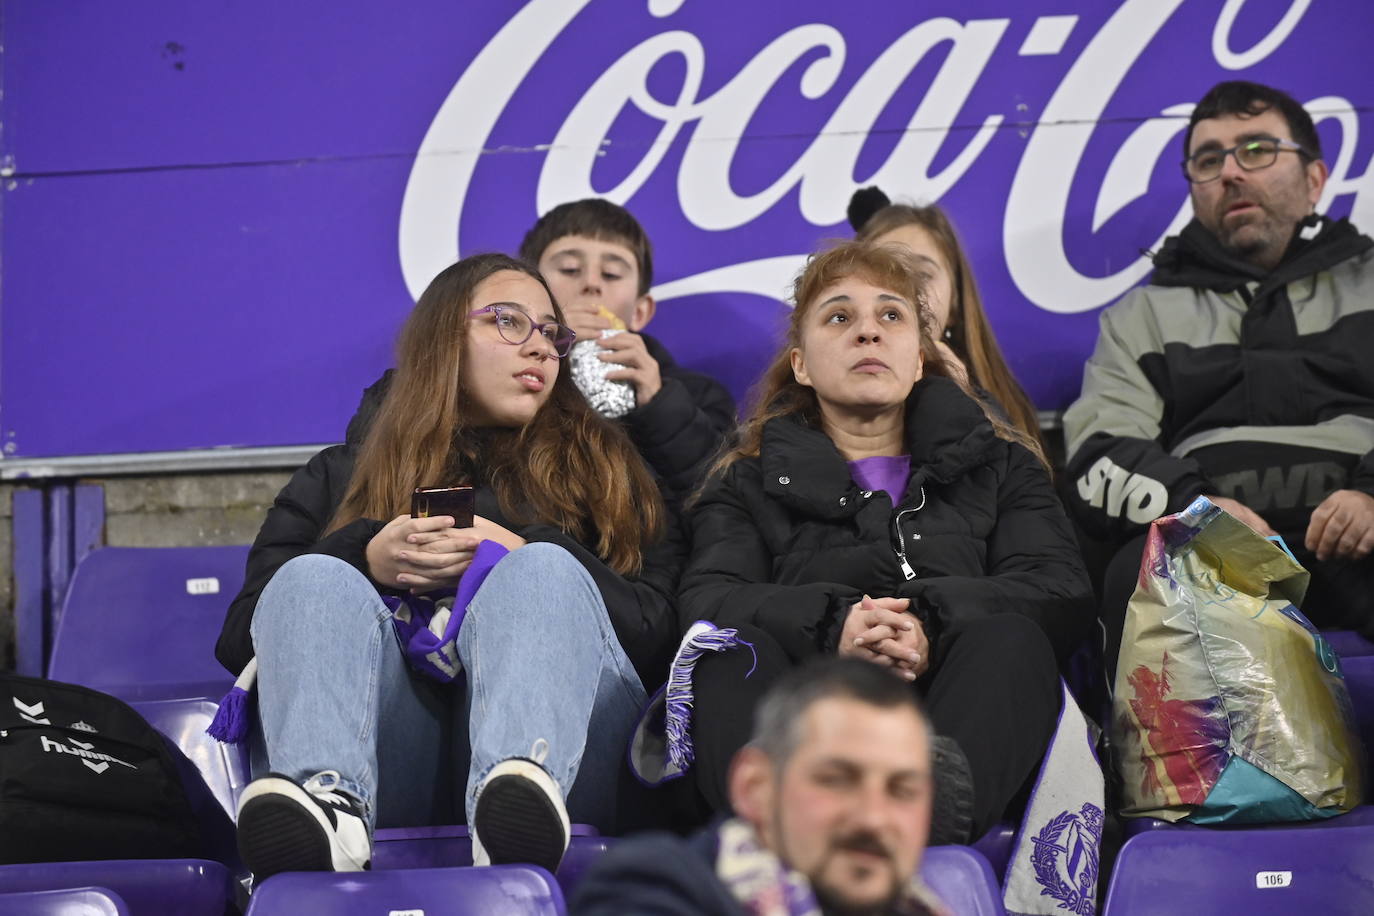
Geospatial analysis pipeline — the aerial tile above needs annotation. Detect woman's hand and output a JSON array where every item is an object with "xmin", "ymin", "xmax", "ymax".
[
  {"xmin": 463, "ymin": 514, "xmax": 528, "ymax": 553},
  {"xmin": 366, "ymin": 514, "xmax": 479, "ymax": 591},
  {"xmin": 838, "ymin": 595, "xmax": 929, "ymax": 681}
]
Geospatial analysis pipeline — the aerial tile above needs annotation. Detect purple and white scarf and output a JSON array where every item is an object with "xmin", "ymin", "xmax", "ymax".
[
  {"xmin": 628, "ymin": 620, "xmax": 757, "ymax": 786},
  {"xmin": 383, "ymin": 540, "xmax": 508, "ymax": 682},
  {"xmin": 715, "ymin": 818, "xmax": 949, "ymax": 916}
]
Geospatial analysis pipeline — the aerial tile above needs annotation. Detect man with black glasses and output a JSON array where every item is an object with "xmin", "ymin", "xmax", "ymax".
[{"xmin": 1063, "ymin": 80, "xmax": 1374, "ymax": 679}]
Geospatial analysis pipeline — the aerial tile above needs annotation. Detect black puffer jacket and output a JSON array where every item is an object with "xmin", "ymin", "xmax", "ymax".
[
  {"xmin": 679, "ymin": 377, "xmax": 1092, "ymax": 664},
  {"xmin": 214, "ymin": 442, "xmax": 686, "ymax": 687},
  {"xmin": 345, "ymin": 334, "xmax": 737, "ymax": 501}
]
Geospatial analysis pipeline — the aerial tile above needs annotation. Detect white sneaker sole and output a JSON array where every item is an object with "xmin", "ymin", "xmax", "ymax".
[
  {"xmin": 237, "ymin": 775, "xmax": 369, "ymax": 879},
  {"xmin": 472, "ymin": 759, "xmax": 570, "ymax": 874}
]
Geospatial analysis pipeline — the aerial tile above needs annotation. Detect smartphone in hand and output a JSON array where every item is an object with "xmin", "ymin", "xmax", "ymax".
[{"xmin": 411, "ymin": 486, "xmax": 475, "ymax": 529}]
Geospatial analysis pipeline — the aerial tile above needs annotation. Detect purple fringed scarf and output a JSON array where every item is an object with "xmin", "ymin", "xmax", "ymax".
[
  {"xmin": 628, "ymin": 620, "xmax": 756, "ymax": 786},
  {"xmin": 205, "ymin": 657, "xmax": 256, "ymax": 744},
  {"xmin": 207, "ymin": 541, "xmax": 510, "ymax": 744}
]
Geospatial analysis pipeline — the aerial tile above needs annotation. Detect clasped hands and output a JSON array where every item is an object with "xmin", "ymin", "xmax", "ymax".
[
  {"xmin": 838, "ymin": 594, "xmax": 930, "ymax": 682},
  {"xmin": 365, "ymin": 514, "xmax": 527, "ymax": 592}
]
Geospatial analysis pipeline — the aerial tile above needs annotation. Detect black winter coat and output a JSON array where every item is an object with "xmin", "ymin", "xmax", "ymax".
[
  {"xmin": 679, "ymin": 377, "xmax": 1092, "ymax": 664},
  {"xmin": 344, "ymin": 334, "xmax": 737, "ymax": 501},
  {"xmin": 214, "ymin": 443, "xmax": 686, "ymax": 687}
]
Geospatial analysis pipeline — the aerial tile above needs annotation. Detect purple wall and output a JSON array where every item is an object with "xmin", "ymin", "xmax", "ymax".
[{"xmin": 3, "ymin": 0, "xmax": 1371, "ymax": 458}]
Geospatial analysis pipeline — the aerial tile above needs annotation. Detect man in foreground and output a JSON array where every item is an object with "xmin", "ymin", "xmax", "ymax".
[{"xmin": 572, "ymin": 657, "xmax": 946, "ymax": 916}]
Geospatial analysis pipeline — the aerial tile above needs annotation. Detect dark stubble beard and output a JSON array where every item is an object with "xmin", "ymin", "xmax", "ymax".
[
  {"xmin": 807, "ymin": 831, "xmax": 904, "ymax": 916},
  {"xmin": 1214, "ymin": 192, "xmax": 1286, "ymax": 268}
]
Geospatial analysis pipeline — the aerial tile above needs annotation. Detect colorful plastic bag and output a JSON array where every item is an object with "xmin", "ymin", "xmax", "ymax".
[{"xmin": 1113, "ymin": 496, "xmax": 1364, "ymax": 824}]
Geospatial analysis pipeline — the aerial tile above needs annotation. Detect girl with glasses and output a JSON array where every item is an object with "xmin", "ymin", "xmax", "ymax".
[{"xmin": 216, "ymin": 253, "xmax": 681, "ymax": 882}]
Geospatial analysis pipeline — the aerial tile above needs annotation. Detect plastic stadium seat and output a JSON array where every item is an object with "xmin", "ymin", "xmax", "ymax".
[
  {"xmin": 49, "ymin": 546, "xmax": 250, "ymax": 702},
  {"xmin": 244, "ymin": 865, "xmax": 566, "ymax": 915},
  {"xmin": 1323, "ymin": 630, "xmax": 1374, "ymax": 658},
  {"xmin": 1103, "ymin": 822, "xmax": 1374, "ymax": 915},
  {"xmin": 920, "ymin": 845, "xmax": 1005, "ymax": 916},
  {"xmin": 1341, "ymin": 654, "xmax": 1374, "ymax": 765},
  {"xmin": 372, "ymin": 824, "xmax": 610, "ymax": 897},
  {"xmin": 968, "ymin": 821, "xmax": 1015, "ymax": 881},
  {"xmin": 0, "ymin": 887, "xmax": 130, "ymax": 915},
  {"xmin": 1123, "ymin": 804, "xmax": 1374, "ymax": 839},
  {"xmin": 133, "ymin": 697, "xmax": 252, "ymax": 818},
  {"xmin": 0, "ymin": 860, "xmax": 233, "ymax": 916}
]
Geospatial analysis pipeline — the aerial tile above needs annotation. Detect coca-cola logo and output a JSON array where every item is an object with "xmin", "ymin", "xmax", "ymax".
[{"xmin": 397, "ymin": 0, "xmax": 1372, "ymax": 403}]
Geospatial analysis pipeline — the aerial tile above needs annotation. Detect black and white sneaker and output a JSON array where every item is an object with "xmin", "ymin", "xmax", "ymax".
[
  {"xmin": 236, "ymin": 770, "xmax": 371, "ymax": 881},
  {"xmin": 471, "ymin": 739, "xmax": 570, "ymax": 875}
]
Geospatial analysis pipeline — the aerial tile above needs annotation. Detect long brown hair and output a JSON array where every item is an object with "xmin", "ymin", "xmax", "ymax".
[
  {"xmin": 328, "ymin": 253, "xmax": 663, "ymax": 574},
  {"xmin": 710, "ymin": 241, "xmax": 1047, "ymax": 480},
  {"xmin": 855, "ymin": 202, "xmax": 1047, "ymax": 458}
]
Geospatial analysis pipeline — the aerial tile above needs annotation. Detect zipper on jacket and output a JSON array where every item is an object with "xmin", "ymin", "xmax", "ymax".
[{"xmin": 891, "ymin": 487, "xmax": 927, "ymax": 580}]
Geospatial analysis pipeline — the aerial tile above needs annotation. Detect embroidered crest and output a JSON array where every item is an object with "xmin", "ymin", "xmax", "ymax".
[{"xmin": 1029, "ymin": 803, "xmax": 1103, "ymax": 914}]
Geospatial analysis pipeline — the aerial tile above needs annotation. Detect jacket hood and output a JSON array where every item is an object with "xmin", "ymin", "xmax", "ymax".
[
  {"xmin": 758, "ymin": 376, "xmax": 1000, "ymax": 517},
  {"xmin": 1152, "ymin": 215, "xmax": 1372, "ymax": 294}
]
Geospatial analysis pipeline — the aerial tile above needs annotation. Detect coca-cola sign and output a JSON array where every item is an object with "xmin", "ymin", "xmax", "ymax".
[
  {"xmin": 401, "ymin": 0, "xmax": 1371, "ymax": 407},
  {"xmin": 1, "ymin": 0, "xmax": 1369, "ymax": 457}
]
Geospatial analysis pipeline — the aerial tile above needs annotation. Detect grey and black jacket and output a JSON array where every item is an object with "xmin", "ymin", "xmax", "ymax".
[{"xmin": 1063, "ymin": 215, "xmax": 1374, "ymax": 543}]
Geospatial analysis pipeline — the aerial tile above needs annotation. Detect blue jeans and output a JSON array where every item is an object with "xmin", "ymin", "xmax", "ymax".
[{"xmin": 249, "ymin": 542, "xmax": 647, "ymax": 831}]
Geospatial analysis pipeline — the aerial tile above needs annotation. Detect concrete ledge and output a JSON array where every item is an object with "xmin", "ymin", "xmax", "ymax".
[{"xmin": 0, "ymin": 444, "xmax": 331, "ymax": 480}]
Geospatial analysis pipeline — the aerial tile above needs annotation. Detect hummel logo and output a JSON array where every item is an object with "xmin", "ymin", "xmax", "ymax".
[
  {"xmin": 70, "ymin": 721, "xmax": 98, "ymax": 733},
  {"xmin": 12, "ymin": 696, "xmax": 50, "ymax": 725},
  {"xmin": 39, "ymin": 735, "xmax": 136, "ymax": 775}
]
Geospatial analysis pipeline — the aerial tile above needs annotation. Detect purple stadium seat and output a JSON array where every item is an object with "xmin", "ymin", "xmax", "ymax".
[
  {"xmin": 132, "ymin": 697, "xmax": 252, "ymax": 818},
  {"xmin": 0, "ymin": 860, "xmax": 233, "ymax": 916},
  {"xmin": 243, "ymin": 865, "xmax": 566, "ymax": 915},
  {"xmin": 920, "ymin": 846, "xmax": 1005, "ymax": 916},
  {"xmin": 0, "ymin": 887, "xmax": 130, "ymax": 915},
  {"xmin": 49, "ymin": 546, "xmax": 250, "ymax": 702},
  {"xmin": 1123, "ymin": 804, "xmax": 1374, "ymax": 838},
  {"xmin": 1341, "ymin": 654, "xmax": 1374, "ymax": 763},
  {"xmin": 372, "ymin": 824, "xmax": 609, "ymax": 896},
  {"xmin": 1323, "ymin": 630, "xmax": 1374, "ymax": 658},
  {"xmin": 1103, "ymin": 821, "xmax": 1374, "ymax": 915},
  {"xmin": 968, "ymin": 821, "xmax": 1016, "ymax": 881}
]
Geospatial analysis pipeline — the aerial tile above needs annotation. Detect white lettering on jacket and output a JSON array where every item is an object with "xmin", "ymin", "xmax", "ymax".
[{"xmin": 1077, "ymin": 456, "xmax": 1167, "ymax": 525}]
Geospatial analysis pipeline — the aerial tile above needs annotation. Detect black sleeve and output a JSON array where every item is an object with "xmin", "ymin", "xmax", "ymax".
[
  {"xmin": 517, "ymin": 493, "xmax": 687, "ymax": 688},
  {"xmin": 899, "ymin": 445, "xmax": 1095, "ymax": 662},
  {"xmin": 344, "ymin": 369, "xmax": 394, "ymax": 447},
  {"xmin": 678, "ymin": 464, "xmax": 860, "ymax": 663},
  {"xmin": 214, "ymin": 445, "xmax": 387, "ymax": 675},
  {"xmin": 570, "ymin": 833, "xmax": 743, "ymax": 916},
  {"xmin": 621, "ymin": 368, "xmax": 737, "ymax": 499}
]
